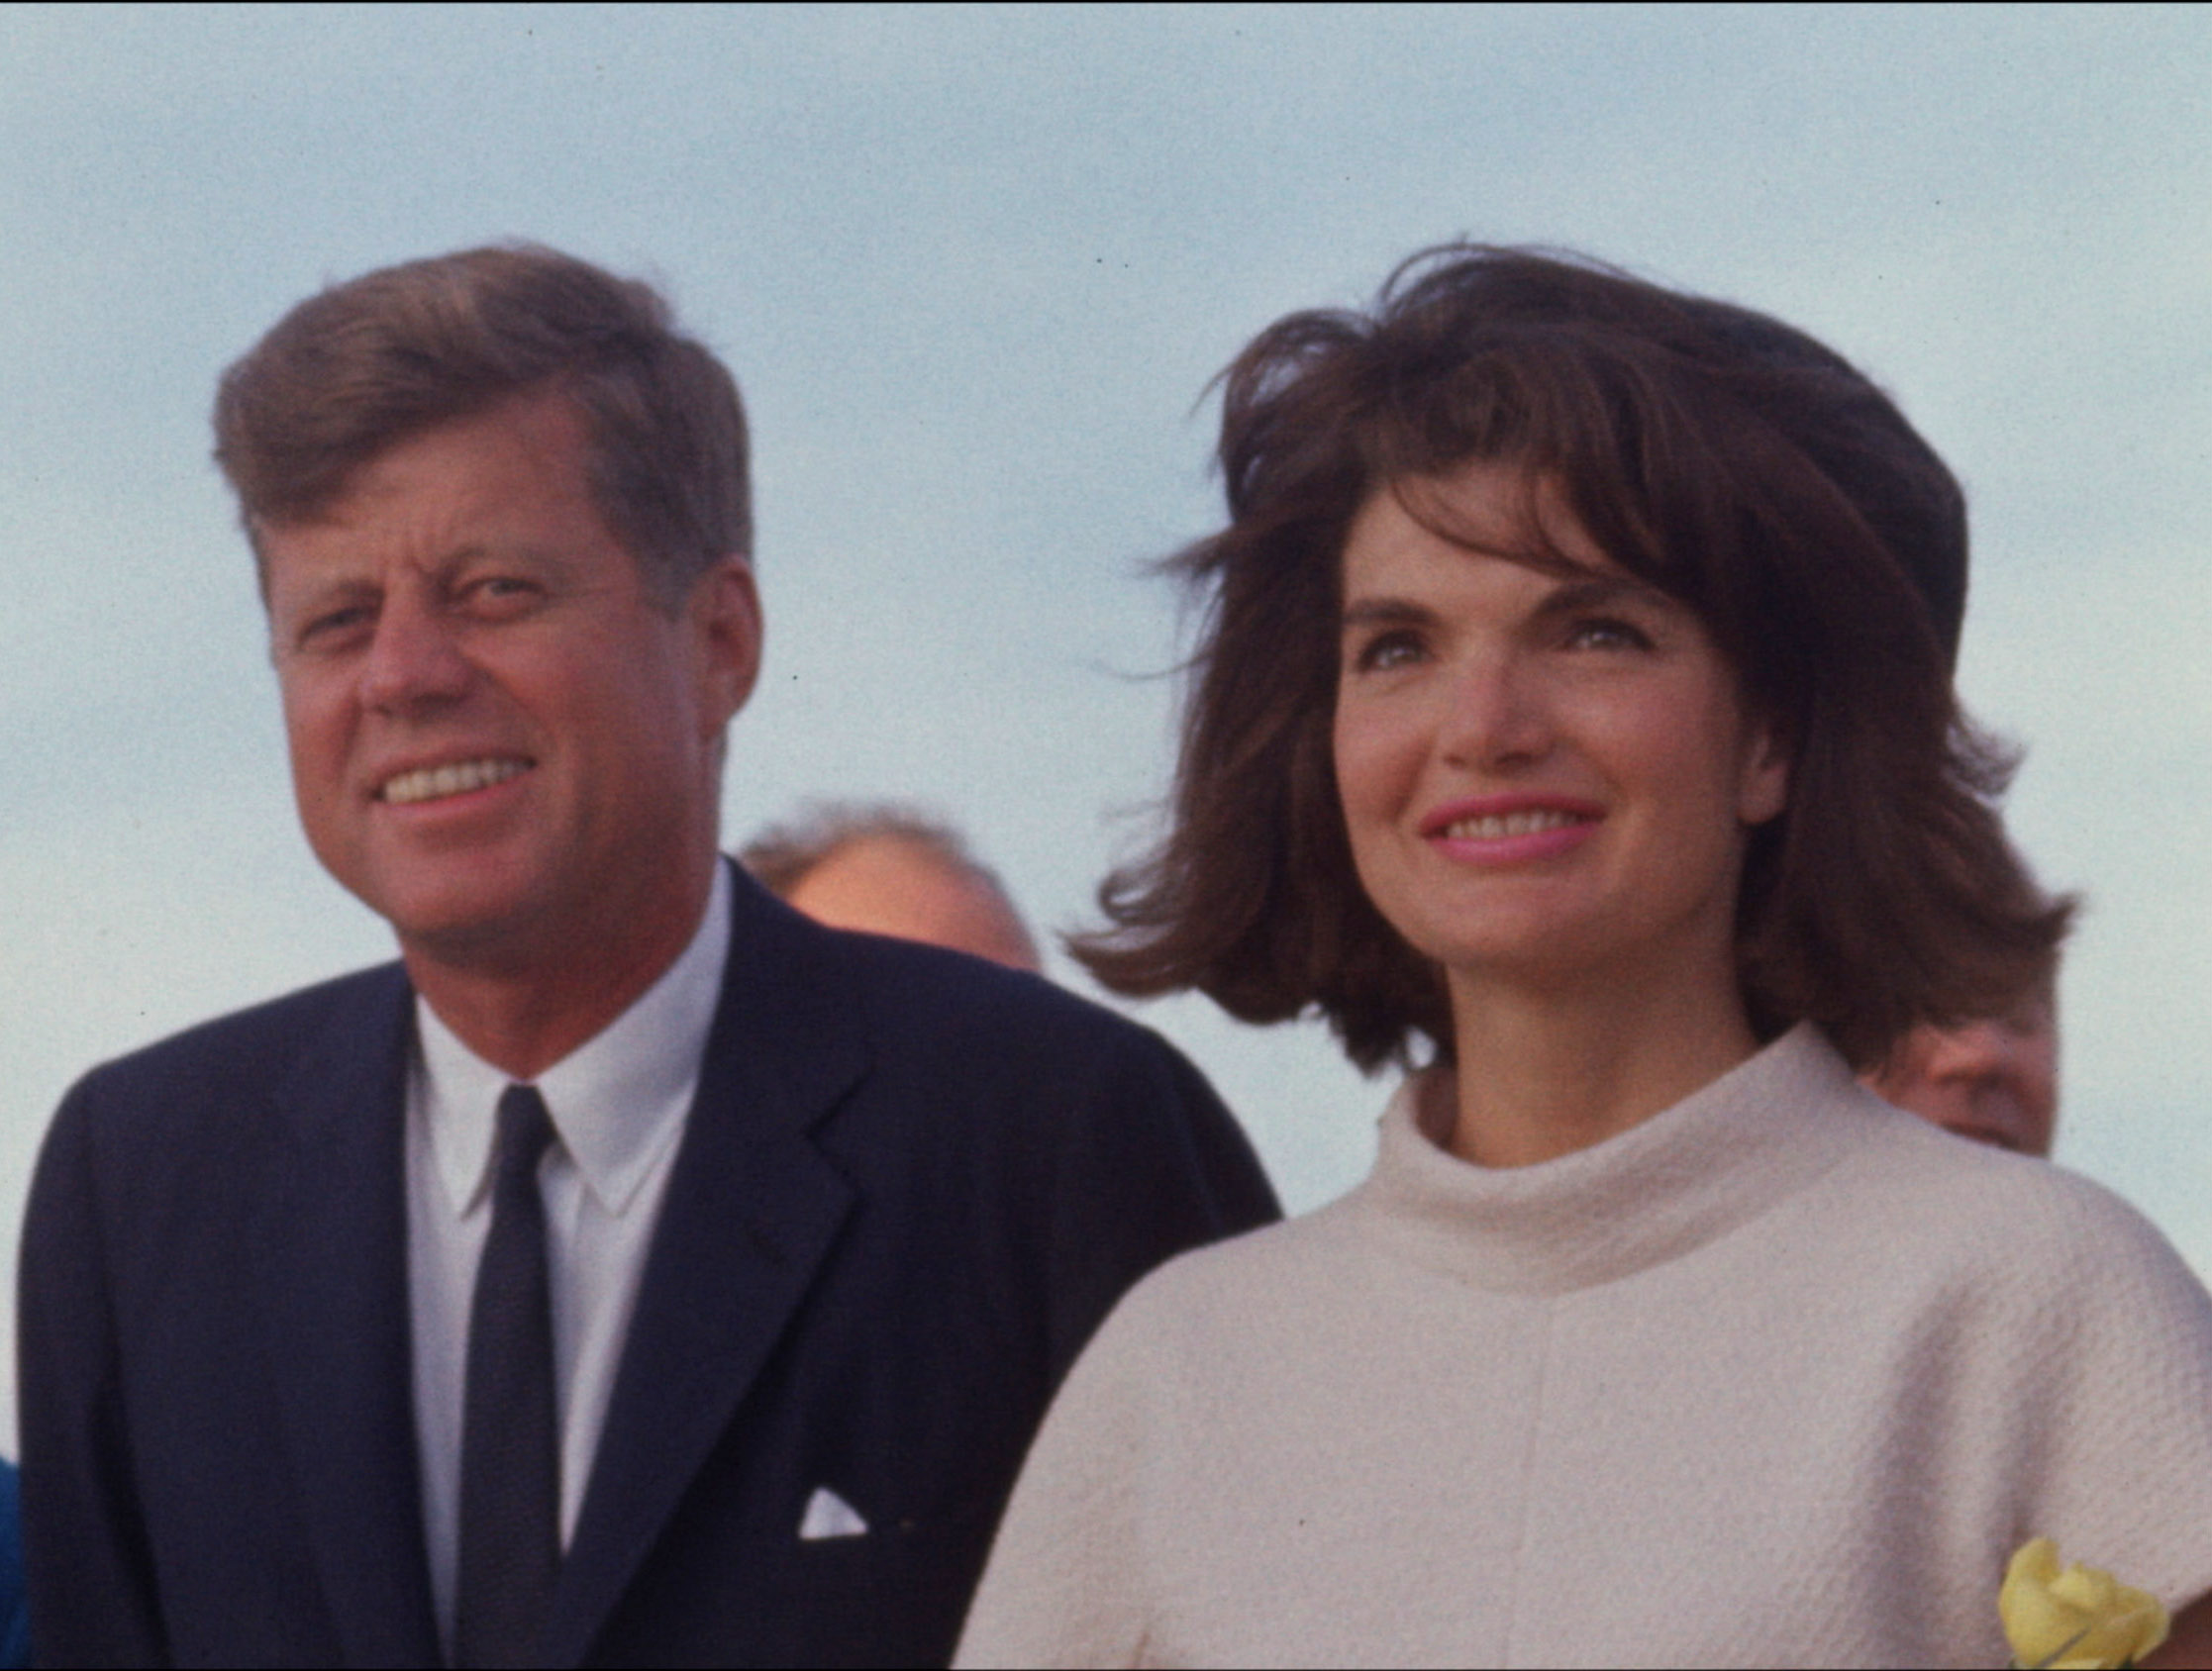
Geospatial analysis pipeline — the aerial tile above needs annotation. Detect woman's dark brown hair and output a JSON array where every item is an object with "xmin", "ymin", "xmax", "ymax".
[{"xmin": 1076, "ymin": 246, "xmax": 2068, "ymax": 1072}]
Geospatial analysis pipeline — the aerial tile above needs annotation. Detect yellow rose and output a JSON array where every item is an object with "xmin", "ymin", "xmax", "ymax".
[{"xmin": 2000, "ymin": 1538, "xmax": 2170, "ymax": 1669}]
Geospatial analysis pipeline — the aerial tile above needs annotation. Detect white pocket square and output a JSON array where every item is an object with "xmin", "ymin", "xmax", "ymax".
[{"xmin": 798, "ymin": 1485, "xmax": 869, "ymax": 1540}]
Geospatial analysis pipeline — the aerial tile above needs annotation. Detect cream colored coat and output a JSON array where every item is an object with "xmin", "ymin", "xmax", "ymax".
[{"xmin": 958, "ymin": 1027, "xmax": 2212, "ymax": 1668}]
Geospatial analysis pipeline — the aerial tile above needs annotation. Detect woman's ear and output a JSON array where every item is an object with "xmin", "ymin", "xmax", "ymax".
[{"xmin": 1738, "ymin": 718, "xmax": 1791, "ymax": 827}]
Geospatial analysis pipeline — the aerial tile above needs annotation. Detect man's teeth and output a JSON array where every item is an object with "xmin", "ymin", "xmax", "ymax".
[
  {"xmin": 1444, "ymin": 810, "xmax": 1589, "ymax": 840},
  {"xmin": 380, "ymin": 758, "xmax": 530, "ymax": 805}
]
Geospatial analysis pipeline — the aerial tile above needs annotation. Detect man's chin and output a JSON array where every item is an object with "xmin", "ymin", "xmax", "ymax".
[{"xmin": 352, "ymin": 874, "xmax": 552, "ymax": 972}]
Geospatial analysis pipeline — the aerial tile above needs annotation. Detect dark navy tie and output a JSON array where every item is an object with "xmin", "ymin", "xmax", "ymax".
[{"xmin": 454, "ymin": 1085, "xmax": 560, "ymax": 1669}]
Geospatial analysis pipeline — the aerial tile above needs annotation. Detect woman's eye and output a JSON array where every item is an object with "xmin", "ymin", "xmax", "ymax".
[
  {"xmin": 1352, "ymin": 631, "xmax": 1426, "ymax": 672},
  {"xmin": 1565, "ymin": 616, "xmax": 1653, "ymax": 651}
]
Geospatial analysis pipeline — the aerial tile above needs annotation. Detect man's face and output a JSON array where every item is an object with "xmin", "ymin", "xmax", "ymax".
[
  {"xmin": 262, "ymin": 390, "xmax": 759, "ymax": 970},
  {"xmin": 1867, "ymin": 992, "xmax": 2060, "ymax": 1157}
]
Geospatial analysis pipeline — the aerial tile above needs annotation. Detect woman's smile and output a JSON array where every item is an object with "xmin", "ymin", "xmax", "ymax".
[{"xmin": 1420, "ymin": 793, "xmax": 1605, "ymax": 865}]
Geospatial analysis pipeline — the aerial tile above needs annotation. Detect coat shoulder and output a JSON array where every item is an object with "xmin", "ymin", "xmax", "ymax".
[
  {"xmin": 48, "ymin": 961, "xmax": 408, "ymax": 1167},
  {"xmin": 788, "ymin": 921, "xmax": 1280, "ymax": 1242},
  {"xmin": 68, "ymin": 962, "xmax": 404, "ymax": 1095},
  {"xmin": 834, "ymin": 931, "xmax": 1158, "ymax": 1060},
  {"xmin": 824, "ymin": 930, "xmax": 1263, "ymax": 1166}
]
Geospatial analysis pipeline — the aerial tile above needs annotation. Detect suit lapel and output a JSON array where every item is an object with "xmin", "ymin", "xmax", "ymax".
[
  {"xmin": 545, "ymin": 871, "xmax": 868, "ymax": 1667},
  {"xmin": 255, "ymin": 965, "xmax": 443, "ymax": 1667}
]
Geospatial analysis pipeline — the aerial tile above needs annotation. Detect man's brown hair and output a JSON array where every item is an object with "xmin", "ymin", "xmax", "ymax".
[
  {"xmin": 214, "ymin": 243, "xmax": 750, "ymax": 605},
  {"xmin": 1076, "ymin": 246, "xmax": 2068, "ymax": 1072}
]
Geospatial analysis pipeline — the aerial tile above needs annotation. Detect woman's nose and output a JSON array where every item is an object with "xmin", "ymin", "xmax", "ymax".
[{"xmin": 1437, "ymin": 651, "xmax": 1553, "ymax": 771}]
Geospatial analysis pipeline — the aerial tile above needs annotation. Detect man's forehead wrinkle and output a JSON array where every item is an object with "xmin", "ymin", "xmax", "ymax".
[
  {"xmin": 267, "ymin": 549, "xmax": 443, "ymax": 643},
  {"xmin": 271, "ymin": 533, "xmax": 458, "ymax": 600}
]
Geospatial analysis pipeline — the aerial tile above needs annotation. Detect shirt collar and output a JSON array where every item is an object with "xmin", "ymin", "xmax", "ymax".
[{"xmin": 417, "ymin": 861, "xmax": 734, "ymax": 1219}]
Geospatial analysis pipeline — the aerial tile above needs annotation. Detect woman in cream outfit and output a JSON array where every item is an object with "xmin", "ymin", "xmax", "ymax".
[{"xmin": 957, "ymin": 249, "xmax": 2212, "ymax": 1668}]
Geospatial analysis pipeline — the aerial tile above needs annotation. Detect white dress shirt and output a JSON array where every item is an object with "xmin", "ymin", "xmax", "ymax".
[{"xmin": 406, "ymin": 862, "xmax": 732, "ymax": 1652}]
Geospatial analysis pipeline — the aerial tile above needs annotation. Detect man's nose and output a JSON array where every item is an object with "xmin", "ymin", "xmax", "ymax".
[
  {"xmin": 358, "ymin": 593, "xmax": 473, "ymax": 713},
  {"xmin": 1438, "ymin": 651, "xmax": 1553, "ymax": 771},
  {"xmin": 1920, "ymin": 1022, "xmax": 2013, "ymax": 1086}
]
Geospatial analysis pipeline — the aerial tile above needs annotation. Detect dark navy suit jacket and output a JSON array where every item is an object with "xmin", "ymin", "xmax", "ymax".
[
  {"xmin": 0, "ymin": 1460, "xmax": 26, "ymax": 1668},
  {"xmin": 20, "ymin": 868, "xmax": 1277, "ymax": 1667}
]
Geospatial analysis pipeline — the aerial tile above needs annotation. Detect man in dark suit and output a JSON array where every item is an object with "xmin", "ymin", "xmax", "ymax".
[{"xmin": 19, "ymin": 245, "xmax": 1277, "ymax": 1668}]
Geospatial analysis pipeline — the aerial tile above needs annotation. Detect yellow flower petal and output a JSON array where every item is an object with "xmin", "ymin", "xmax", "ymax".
[
  {"xmin": 1999, "ymin": 1539, "xmax": 2170, "ymax": 1671},
  {"xmin": 2004, "ymin": 1542, "xmax": 2089, "ymax": 1666},
  {"xmin": 2051, "ymin": 1565, "xmax": 2118, "ymax": 1615}
]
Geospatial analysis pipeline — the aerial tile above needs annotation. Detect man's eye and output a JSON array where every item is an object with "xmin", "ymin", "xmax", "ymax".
[
  {"xmin": 463, "ymin": 576, "xmax": 540, "ymax": 611},
  {"xmin": 297, "ymin": 607, "xmax": 372, "ymax": 647}
]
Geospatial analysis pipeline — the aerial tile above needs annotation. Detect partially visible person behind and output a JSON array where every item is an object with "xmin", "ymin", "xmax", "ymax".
[
  {"xmin": 744, "ymin": 803, "xmax": 1043, "ymax": 972},
  {"xmin": 1666, "ymin": 287, "xmax": 2071, "ymax": 1166},
  {"xmin": 1870, "ymin": 969, "xmax": 2060, "ymax": 1157},
  {"xmin": 956, "ymin": 246, "xmax": 2212, "ymax": 1668}
]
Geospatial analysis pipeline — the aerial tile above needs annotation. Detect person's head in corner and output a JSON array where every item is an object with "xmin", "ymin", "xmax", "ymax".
[
  {"xmin": 744, "ymin": 803, "xmax": 1043, "ymax": 973},
  {"xmin": 1868, "ymin": 970, "xmax": 2060, "ymax": 1156}
]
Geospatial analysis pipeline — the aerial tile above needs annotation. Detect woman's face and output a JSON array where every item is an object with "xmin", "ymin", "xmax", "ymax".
[{"xmin": 1332, "ymin": 464, "xmax": 1788, "ymax": 995}]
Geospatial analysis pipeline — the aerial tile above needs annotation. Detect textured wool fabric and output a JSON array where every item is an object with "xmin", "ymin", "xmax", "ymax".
[{"xmin": 957, "ymin": 1026, "xmax": 2212, "ymax": 1669}]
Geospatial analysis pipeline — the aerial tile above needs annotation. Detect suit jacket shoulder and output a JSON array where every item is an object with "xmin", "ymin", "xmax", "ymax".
[
  {"xmin": 809, "ymin": 926, "xmax": 1278, "ymax": 1375},
  {"xmin": 44, "ymin": 960, "xmax": 410, "ymax": 1203}
]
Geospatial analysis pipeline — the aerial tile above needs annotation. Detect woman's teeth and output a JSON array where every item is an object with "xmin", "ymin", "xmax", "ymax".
[{"xmin": 1442, "ymin": 810, "xmax": 1588, "ymax": 840}]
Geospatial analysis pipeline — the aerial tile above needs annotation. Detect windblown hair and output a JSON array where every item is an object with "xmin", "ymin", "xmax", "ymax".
[
  {"xmin": 1076, "ymin": 246, "xmax": 2069, "ymax": 1072},
  {"xmin": 213, "ymin": 243, "xmax": 750, "ymax": 606}
]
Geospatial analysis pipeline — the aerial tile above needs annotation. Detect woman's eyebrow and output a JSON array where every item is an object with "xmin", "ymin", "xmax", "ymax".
[
  {"xmin": 1340, "ymin": 597, "xmax": 1437, "ymax": 632},
  {"xmin": 1535, "ymin": 574, "xmax": 1669, "ymax": 617}
]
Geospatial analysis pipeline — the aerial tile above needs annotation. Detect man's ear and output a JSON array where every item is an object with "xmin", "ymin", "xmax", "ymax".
[
  {"xmin": 689, "ymin": 554, "xmax": 763, "ymax": 731},
  {"xmin": 1738, "ymin": 717, "xmax": 1791, "ymax": 828}
]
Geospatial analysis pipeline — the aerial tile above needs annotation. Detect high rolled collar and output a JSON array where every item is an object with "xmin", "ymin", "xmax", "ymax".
[{"xmin": 1351, "ymin": 1023, "xmax": 1886, "ymax": 1295}]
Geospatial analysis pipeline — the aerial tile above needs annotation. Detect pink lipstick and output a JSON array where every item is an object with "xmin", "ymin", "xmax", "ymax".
[{"xmin": 1420, "ymin": 794, "xmax": 1603, "ymax": 866}]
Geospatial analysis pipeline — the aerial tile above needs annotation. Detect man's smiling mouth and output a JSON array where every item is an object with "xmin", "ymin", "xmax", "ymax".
[{"xmin": 377, "ymin": 756, "xmax": 534, "ymax": 805}]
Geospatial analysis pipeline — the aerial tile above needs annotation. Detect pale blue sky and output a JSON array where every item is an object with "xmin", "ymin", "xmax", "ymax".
[{"xmin": 3, "ymin": 2, "xmax": 2208, "ymax": 1446}]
